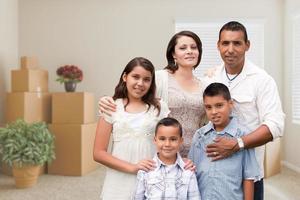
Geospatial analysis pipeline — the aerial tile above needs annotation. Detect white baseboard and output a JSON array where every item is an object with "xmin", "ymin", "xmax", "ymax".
[{"xmin": 281, "ymin": 160, "xmax": 300, "ymax": 173}]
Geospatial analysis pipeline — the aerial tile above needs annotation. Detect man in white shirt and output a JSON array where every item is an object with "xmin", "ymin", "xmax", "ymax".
[{"xmin": 204, "ymin": 21, "xmax": 285, "ymax": 200}]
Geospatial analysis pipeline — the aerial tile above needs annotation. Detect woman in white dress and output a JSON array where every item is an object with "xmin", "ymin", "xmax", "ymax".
[{"xmin": 93, "ymin": 57, "xmax": 169, "ymax": 199}]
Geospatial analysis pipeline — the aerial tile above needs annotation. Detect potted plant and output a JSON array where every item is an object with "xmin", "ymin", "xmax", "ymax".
[
  {"xmin": 0, "ymin": 119, "xmax": 55, "ymax": 188},
  {"xmin": 56, "ymin": 65, "xmax": 83, "ymax": 92}
]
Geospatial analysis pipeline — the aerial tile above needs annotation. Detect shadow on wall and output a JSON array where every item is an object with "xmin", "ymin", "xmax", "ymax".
[{"xmin": 0, "ymin": 56, "xmax": 7, "ymax": 124}]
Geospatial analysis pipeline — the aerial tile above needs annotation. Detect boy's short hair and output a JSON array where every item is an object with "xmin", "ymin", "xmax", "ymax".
[
  {"xmin": 203, "ymin": 83, "xmax": 231, "ymax": 100},
  {"xmin": 155, "ymin": 117, "xmax": 182, "ymax": 137}
]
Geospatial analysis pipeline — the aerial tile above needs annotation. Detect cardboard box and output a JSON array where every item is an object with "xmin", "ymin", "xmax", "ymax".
[
  {"xmin": 48, "ymin": 123, "xmax": 99, "ymax": 176},
  {"xmin": 11, "ymin": 69, "xmax": 48, "ymax": 92},
  {"xmin": 264, "ymin": 138, "xmax": 281, "ymax": 178},
  {"xmin": 21, "ymin": 56, "xmax": 39, "ymax": 69},
  {"xmin": 5, "ymin": 92, "xmax": 52, "ymax": 123},
  {"xmin": 52, "ymin": 92, "xmax": 95, "ymax": 124}
]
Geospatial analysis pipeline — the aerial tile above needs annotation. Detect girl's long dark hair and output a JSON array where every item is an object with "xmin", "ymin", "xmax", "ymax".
[{"xmin": 113, "ymin": 57, "xmax": 160, "ymax": 114}]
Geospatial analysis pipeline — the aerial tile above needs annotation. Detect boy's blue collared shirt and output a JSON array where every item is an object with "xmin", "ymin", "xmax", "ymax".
[
  {"xmin": 133, "ymin": 153, "xmax": 200, "ymax": 200},
  {"xmin": 188, "ymin": 117, "xmax": 260, "ymax": 200}
]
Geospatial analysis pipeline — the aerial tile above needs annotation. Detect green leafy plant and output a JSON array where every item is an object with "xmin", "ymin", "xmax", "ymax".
[
  {"xmin": 0, "ymin": 119, "xmax": 55, "ymax": 168},
  {"xmin": 56, "ymin": 65, "xmax": 83, "ymax": 83}
]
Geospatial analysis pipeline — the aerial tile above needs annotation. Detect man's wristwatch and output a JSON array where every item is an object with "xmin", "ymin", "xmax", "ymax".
[{"xmin": 236, "ymin": 137, "xmax": 244, "ymax": 150}]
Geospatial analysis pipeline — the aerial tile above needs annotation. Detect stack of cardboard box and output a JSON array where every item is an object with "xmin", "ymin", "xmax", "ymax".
[
  {"xmin": 5, "ymin": 56, "xmax": 51, "ymax": 123},
  {"xmin": 2, "ymin": 56, "xmax": 51, "ymax": 175},
  {"xmin": 48, "ymin": 92, "xmax": 99, "ymax": 176}
]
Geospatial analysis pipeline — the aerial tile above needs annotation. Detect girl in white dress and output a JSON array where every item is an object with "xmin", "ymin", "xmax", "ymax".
[{"xmin": 93, "ymin": 57, "xmax": 169, "ymax": 200}]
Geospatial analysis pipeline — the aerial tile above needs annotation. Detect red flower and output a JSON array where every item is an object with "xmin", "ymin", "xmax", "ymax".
[{"xmin": 56, "ymin": 65, "xmax": 83, "ymax": 83}]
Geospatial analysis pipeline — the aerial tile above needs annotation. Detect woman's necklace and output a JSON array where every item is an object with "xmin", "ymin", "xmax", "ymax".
[{"xmin": 225, "ymin": 68, "xmax": 241, "ymax": 87}]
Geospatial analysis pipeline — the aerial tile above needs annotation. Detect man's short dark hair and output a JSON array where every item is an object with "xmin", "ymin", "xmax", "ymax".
[
  {"xmin": 219, "ymin": 21, "xmax": 248, "ymax": 43},
  {"xmin": 155, "ymin": 117, "xmax": 182, "ymax": 137},
  {"xmin": 203, "ymin": 83, "xmax": 231, "ymax": 101}
]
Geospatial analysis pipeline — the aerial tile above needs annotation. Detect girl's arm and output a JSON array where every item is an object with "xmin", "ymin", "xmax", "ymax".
[
  {"xmin": 93, "ymin": 117, "xmax": 154, "ymax": 174},
  {"xmin": 243, "ymin": 179, "xmax": 254, "ymax": 200}
]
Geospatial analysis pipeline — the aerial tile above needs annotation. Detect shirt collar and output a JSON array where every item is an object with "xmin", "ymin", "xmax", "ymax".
[
  {"xmin": 240, "ymin": 59, "xmax": 259, "ymax": 75},
  {"xmin": 202, "ymin": 117, "xmax": 239, "ymax": 137},
  {"xmin": 219, "ymin": 58, "xmax": 259, "ymax": 76},
  {"xmin": 153, "ymin": 152, "xmax": 185, "ymax": 171}
]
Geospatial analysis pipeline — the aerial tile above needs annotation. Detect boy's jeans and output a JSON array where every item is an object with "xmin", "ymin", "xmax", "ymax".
[{"xmin": 254, "ymin": 179, "xmax": 264, "ymax": 200}]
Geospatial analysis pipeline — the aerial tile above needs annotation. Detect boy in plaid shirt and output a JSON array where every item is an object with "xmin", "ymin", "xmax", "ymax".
[{"xmin": 133, "ymin": 117, "xmax": 200, "ymax": 200}]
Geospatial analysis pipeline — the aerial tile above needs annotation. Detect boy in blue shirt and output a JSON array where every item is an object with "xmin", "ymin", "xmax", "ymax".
[
  {"xmin": 134, "ymin": 117, "xmax": 200, "ymax": 200},
  {"xmin": 189, "ymin": 83, "xmax": 260, "ymax": 200}
]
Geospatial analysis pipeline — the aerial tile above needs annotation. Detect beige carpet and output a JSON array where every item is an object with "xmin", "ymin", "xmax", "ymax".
[
  {"xmin": 1, "ymin": 165, "xmax": 300, "ymax": 200},
  {"xmin": 0, "ymin": 165, "xmax": 106, "ymax": 200},
  {"xmin": 264, "ymin": 166, "xmax": 300, "ymax": 200}
]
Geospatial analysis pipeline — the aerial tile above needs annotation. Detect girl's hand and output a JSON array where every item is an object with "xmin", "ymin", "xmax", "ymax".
[
  {"xmin": 183, "ymin": 158, "xmax": 196, "ymax": 172},
  {"xmin": 98, "ymin": 96, "xmax": 117, "ymax": 116},
  {"xmin": 134, "ymin": 159, "xmax": 156, "ymax": 173}
]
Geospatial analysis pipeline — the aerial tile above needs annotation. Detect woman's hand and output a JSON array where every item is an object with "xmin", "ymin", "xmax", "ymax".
[
  {"xmin": 183, "ymin": 158, "xmax": 196, "ymax": 172},
  {"xmin": 133, "ymin": 159, "xmax": 156, "ymax": 173},
  {"xmin": 98, "ymin": 96, "xmax": 117, "ymax": 116}
]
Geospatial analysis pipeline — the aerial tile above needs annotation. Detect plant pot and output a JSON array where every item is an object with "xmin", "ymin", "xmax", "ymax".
[
  {"xmin": 64, "ymin": 81, "xmax": 77, "ymax": 92},
  {"xmin": 12, "ymin": 165, "xmax": 41, "ymax": 189}
]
